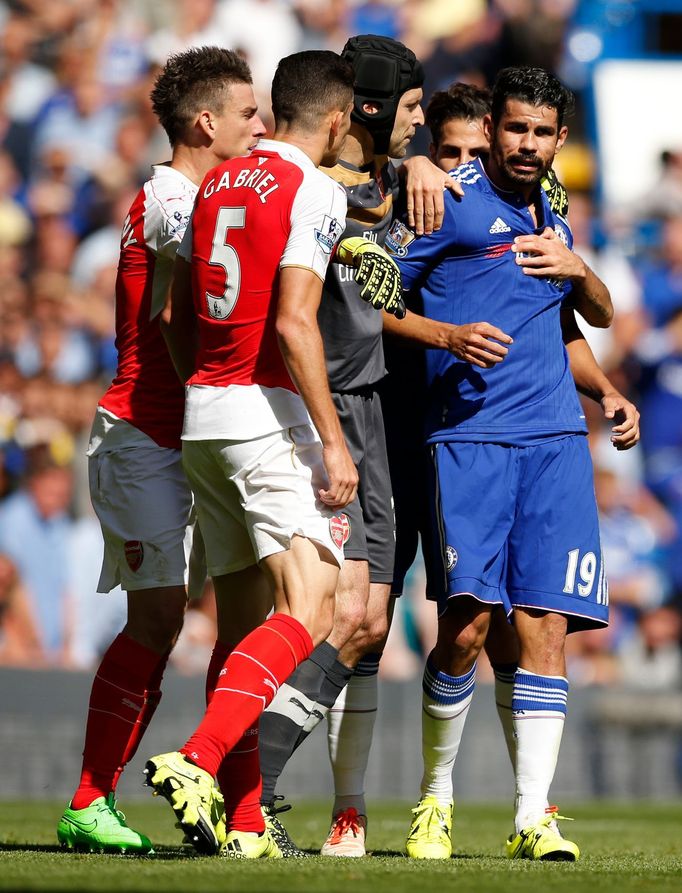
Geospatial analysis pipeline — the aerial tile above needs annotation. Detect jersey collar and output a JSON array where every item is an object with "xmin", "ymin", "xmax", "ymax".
[
  {"xmin": 151, "ymin": 163, "xmax": 198, "ymax": 191},
  {"xmin": 254, "ymin": 138, "xmax": 315, "ymax": 169},
  {"xmin": 477, "ymin": 156, "xmax": 553, "ymax": 230}
]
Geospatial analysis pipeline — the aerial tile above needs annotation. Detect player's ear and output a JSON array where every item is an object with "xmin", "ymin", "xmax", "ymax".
[
  {"xmin": 483, "ymin": 114, "xmax": 494, "ymax": 145},
  {"xmin": 555, "ymin": 125, "xmax": 569, "ymax": 154},
  {"xmin": 196, "ymin": 110, "xmax": 216, "ymax": 143},
  {"xmin": 329, "ymin": 102, "xmax": 351, "ymax": 142},
  {"xmin": 329, "ymin": 109, "xmax": 343, "ymax": 141}
]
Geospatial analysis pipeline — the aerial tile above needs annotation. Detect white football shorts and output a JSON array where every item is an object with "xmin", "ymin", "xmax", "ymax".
[
  {"xmin": 89, "ymin": 439, "xmax": 204, "ymax": 595},
  {"xmin": 182, "ymin": 424, "xmax": 345, "ymax": 576}
]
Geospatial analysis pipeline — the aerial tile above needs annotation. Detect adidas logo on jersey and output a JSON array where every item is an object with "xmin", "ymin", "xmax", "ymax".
[{"xmin": 489, "ymin": 217, "xmax": 511, "ymax": 234}]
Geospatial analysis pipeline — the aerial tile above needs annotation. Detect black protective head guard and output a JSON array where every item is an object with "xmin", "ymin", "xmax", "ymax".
[{"xmin": 341, "ymin": 34, "xmax": 424, "ymax": 155}]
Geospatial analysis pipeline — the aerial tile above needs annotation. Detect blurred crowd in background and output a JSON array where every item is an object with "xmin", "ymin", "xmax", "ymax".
[{"xmin": 0, "ymin": 0, "xmax": 681, "ymax": 695}]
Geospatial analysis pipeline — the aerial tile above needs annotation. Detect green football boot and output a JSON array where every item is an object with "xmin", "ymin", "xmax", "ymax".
[{"xmin": 57, "ymin": 793, "xmax": 154, "ymax": 854}]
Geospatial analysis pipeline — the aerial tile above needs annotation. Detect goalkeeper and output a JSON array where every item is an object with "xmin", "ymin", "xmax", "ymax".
[{"xmin": 256, "ymin": 34, "xmax": 460, "ymax": 859}]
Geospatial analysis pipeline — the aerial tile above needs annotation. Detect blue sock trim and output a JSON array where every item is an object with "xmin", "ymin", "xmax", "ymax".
[
  {"xmin": 422, "ymin": 657, "xmax": 476, "ymax": 705},
  {"xmin": 512, "ymin": 670, "xmax": 568, "ymax": 715},
  {"xmin": 354, "ymin": 653, "xmax": 381, "ymax": 677},
  {"xmin": 491, "ymin": 662, "xmax": 517, "ymax": 686}
]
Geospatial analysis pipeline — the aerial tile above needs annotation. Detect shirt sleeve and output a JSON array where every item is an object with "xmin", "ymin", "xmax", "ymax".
[
  {"xmin": 143, "ymin": 182, "xmax": 195, "ymax": 260},
  {"xmin": 556, "ymin": 217, "xmax": 574, "ymax": 301},
  {"xmin": 393, "ymin": 192, "xmax": 459, "ymax": 292},
  {"xmin": 154, "ymin": 197, "xmax": 194, "ymax": 260},
  {"xmin": 280, "ymin": 171, "xmax": 347, "ymax": 280},
  {"xmin": 176, "ymin": 216, "xmax": 193, "ymax": 262}
]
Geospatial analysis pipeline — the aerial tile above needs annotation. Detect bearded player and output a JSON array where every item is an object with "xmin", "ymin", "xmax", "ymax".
[{"xmin": 389, "ymin": 67, "xmax": 637, "ymax": 861}]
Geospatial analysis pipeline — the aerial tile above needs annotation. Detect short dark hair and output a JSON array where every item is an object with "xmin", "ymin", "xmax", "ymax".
[
  {"xmin": 426, "ymin": 83, "xmax": 491, "ymax": 145},
  {"xmin": 151, "ymin": 46, "xmax": 253, "ymax": 146},
  {"xmin": 491, "ymin": 67, "xmax": 574, "ymax": 130},
  {"xmin": 271, "ymin": 51, "xmax": 354, "ymax": 132}
]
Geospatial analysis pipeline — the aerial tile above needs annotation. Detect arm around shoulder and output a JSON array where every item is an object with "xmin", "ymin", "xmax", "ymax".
[{"xmin": 160, "ymin": 256, "xmax": 198, "ymax": 383}]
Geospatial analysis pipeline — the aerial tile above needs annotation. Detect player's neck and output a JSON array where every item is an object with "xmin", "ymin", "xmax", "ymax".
[
  {"xmin": 338, "ymin": 125, "xmax": 375, "ymax": 168},
  {"xmin": 272, "ymin": 129, "xmax": 328, "ymax": 167},
  {"xmin": 169, "ymin": 145, "xmax": 226, "ymax": 186},
  {"xmin": 484, "ymin": 156, "xmax": 536, "ymax": 205}
]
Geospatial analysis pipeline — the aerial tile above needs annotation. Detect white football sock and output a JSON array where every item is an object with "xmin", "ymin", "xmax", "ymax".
[
  {"xmin": 513, "ymin": 667, "xmax": 568, "ymax": 833},
  {"xmin": 492, "ymin": 664, "xmax": 517, "ymax": 772},
  {"xmin": 327, "ymin": 656, "xmax": 379, "ymax": 817},
  {"xmin": 420, "ymin": 658, "xmax": 476, "ymax": 808}
]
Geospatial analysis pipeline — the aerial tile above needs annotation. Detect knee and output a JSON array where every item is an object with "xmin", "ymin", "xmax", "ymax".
[
  {"xmin": 126, "ymin": 595, "xmax": 186, "ymax": 653},
  {"xmin": 296, "ymin": 596, "xmax": 335, "ymax": 647},
  {"xmin": 433, "ymin": 608, "xmax": 489, "ymax": 673},
  {"xmin": 516, "ymin": 610, "xmax": 567, "ymax": 675},
  {"xmin": 333, "ymin": 596, "xmax": 366, "ymax": 643},
  {"xmin": 307, "ymin": 611, "xmax": 334, "ymax": 647},
  {"xmin": 355, "ymin": 611, "xmax": 390, "ymax": 655},
  {"xmin": 453, "ymin": 624, "xmax": 486, "ymax": 664}
]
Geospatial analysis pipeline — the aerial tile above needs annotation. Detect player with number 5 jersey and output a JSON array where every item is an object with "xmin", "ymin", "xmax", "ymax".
[{"xmin": 147, "ymin": 50, "xmax": 360, "ymax": 860}]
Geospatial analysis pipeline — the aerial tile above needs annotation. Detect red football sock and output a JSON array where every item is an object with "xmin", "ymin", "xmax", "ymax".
[
  {"xmin": 110, "ymin": 649, "xmax": 170, "ymax": 791},
  {"xmin": 217, "ymin": 726, "xmax": 264, "ymax": 833},
  {"xmin": 205, "ymin": 641, "xmax": 265, "ymax": 832},
  {"xmin": 205, "ymin": 641, "xmax": 231, "ymax": 706},
  {"xmin": 182, "ymin": 614, "xmax": 313, "ymax": 778},
  {"xmin": 72, "ymin": 634, "xmax": 164, "ymax": 810}
]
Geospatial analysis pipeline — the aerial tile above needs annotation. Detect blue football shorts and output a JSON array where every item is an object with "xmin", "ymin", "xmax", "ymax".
[{"xmin": 427, "ymin": 435, "xmax": 608, "ymax": 632}]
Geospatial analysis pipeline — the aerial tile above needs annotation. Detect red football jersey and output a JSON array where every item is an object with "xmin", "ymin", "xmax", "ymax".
[
  {"xmin": 99, "ymin": 165, "xmax": 196, "ymax": 449},
  {"xmin": 182, "ymin": 140, "xmax": 347, "ymax": 395}
]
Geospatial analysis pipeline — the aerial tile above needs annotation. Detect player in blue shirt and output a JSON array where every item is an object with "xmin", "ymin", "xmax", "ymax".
[
  {"xmin": 382, "ymin": 81, "xmax": 639, "ymax": 861},
  {"xmin": 391, "ymin": 67, "xmax": 633, "ymax": 862}
]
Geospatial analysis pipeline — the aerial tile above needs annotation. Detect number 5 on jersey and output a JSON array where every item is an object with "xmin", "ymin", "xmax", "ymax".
[{"xmin": 206, "ymin": 206, "xmax": 245, "ymax": 320}]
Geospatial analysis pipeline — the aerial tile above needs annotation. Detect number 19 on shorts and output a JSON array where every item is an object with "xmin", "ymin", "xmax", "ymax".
[{"xmin": 563, "ymin": 548, "xmax": 607, "ymax": 604}]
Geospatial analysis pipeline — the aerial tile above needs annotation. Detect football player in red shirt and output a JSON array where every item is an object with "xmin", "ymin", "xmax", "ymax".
[
  {"xmin": 143, "ymin": 48, "xmax": 362, "ymax": 861},
  {"xmin": 57, "ymin": 47, "xmax": 265, "ymax": 855}
]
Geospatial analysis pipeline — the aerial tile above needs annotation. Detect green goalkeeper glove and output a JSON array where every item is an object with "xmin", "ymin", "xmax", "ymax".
[
  {"xmin": 336, "ymin": 236, "xmax": 406, "ymax": 319},
  {"xmin": 541, "ymin": 168, "xmax": 569, "ymax": 218}
]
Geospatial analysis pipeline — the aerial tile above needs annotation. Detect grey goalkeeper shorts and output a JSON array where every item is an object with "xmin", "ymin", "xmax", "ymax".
[{"xmin": 332, "ymin": 387, "xmax": 395, "ymax": 584}]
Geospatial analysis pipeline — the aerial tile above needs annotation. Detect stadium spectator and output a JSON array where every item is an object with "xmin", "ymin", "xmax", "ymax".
[
  {"xmin": 0, "ymin": 453, "xmax": 74, "ymax": 662},
  {"xmin": 0, "ymin": 11, "xmax": 58, "ymax": 180},
  {"xmin": 145, "ymin": 0, "xmax": 225, "ymax": 66},
  {"xmin": 0, "ymin": 552, "xmax": 46, "ymax": 666},
  {"xmin": 638, "ymin": 215, "xmax": 682, "ymax": 330},
  {"xmin": 32, "ymin": 67, "xmax": 123, "ymax": 191},
  {"xmin": 632, "ymin": 307, "xmax": 682, "ymax": 596}
]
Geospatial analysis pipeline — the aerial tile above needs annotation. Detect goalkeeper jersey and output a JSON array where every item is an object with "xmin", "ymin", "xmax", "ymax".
[
  {"xmin": 318, "ymin": 156, "xmax": 400, "ymax": 392},
  {"xmin": 393, "ymin": 157, "xmax": 587, "ymax": 446}
]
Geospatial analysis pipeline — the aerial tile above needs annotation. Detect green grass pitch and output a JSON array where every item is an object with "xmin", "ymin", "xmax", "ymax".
[{"xmin": 1, "ymin": 801, "xmax": 681, "ymax": 893}]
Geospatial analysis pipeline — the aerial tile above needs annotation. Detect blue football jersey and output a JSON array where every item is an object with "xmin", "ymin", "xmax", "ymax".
[{"xmin": 392, "ymin": 158, "xmax": 587, "ymax": 446}]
